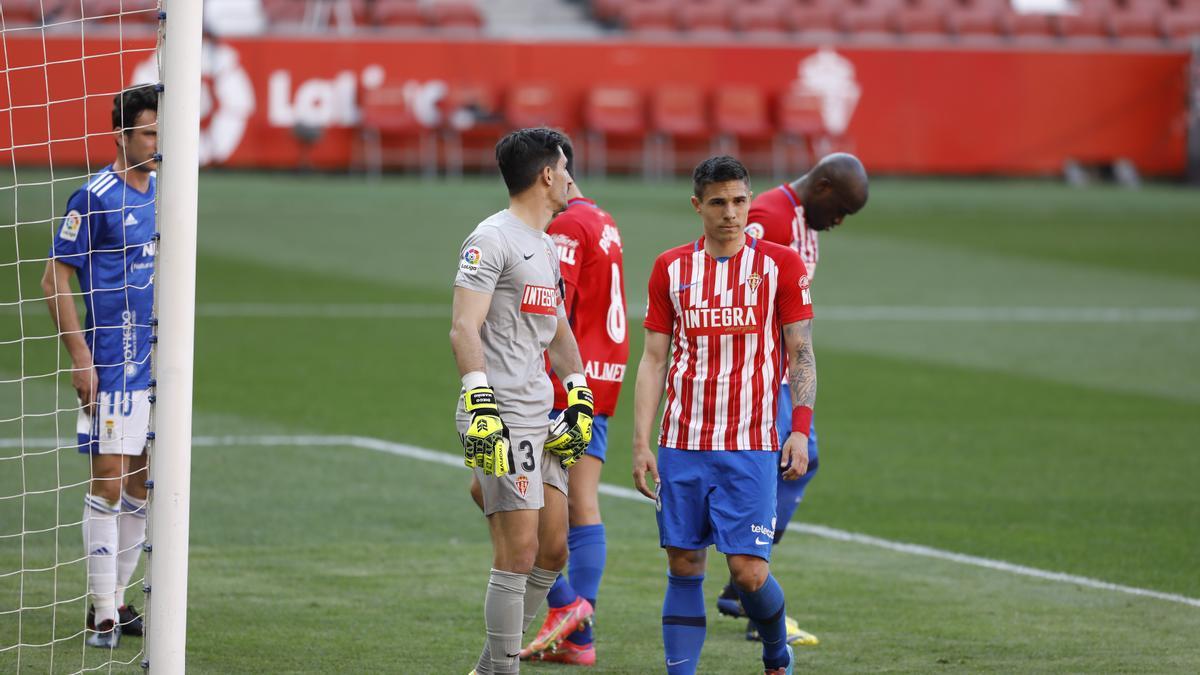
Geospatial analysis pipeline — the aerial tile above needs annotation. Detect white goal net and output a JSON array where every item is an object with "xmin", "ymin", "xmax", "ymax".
[{"xmin": 0, "ymin": 1, "xmax": 199, "ymax": 671}]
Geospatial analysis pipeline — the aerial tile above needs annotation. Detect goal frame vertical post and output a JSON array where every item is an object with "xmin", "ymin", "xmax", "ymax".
[{"xmin": 145, "ymin": 0, "xmax": 203, "ymax": 670}]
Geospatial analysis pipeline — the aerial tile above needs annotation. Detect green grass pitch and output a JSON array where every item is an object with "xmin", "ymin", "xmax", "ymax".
[{"xmin": 1, "ymin": 171, "xmax": 1199, "ymax": 672}]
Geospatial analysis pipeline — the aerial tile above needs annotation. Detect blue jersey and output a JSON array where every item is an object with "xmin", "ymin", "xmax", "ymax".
[{"xmin": 50, "ymin": 166, "xmax": 156, "ymax": 393}]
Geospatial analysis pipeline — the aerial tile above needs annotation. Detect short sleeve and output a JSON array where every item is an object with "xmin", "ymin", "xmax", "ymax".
[
  {"xmin": 50, "ymin": 189, "xmax": 95, "ymax": 269},
  {"xmin": 643, "ymin": 255, "xmax": 674, "ymax": 334},
  {"xmin": 747, "ymin": 191, "xmax": 792, "ymax": 248},
  {"xmin": 775, "ymin": 247, "xmax": 814, "ymax": 324},
  {"xmin": 454, "ymin": 227, "xmax": 506, "ymax": 293}
]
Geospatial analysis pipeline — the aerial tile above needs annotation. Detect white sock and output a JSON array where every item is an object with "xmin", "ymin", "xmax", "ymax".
[
  {"xmin": 115, "ymin": 494, "xmax": 147, "ymax": 608},
  {"xmin": 83, "ymin": 493, "xmax": 119, "ymax": 625}
]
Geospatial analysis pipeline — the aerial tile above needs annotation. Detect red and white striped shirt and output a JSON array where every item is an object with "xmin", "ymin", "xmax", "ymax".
[
  {"xmin": 745, "ymin": 183, "xmax": 819, "ymax": 266},
  {"xmin": 644, "ymin": 237, "xmax": 813, "ymax": 451}
]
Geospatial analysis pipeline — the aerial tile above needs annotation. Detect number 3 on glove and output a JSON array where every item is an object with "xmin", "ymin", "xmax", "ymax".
[
  {"xmin": 462, "ymin": 386, "xmax": 510, "ymax": 477},
  {"xmin": 546, "ymin": 384, "xmax": 594, "ymax": 468}
]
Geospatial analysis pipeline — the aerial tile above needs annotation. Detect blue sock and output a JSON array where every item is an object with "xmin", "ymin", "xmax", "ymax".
[
  {"xmin": 565, "ymin": 523, "xmax": 605, "ymax": 646},
  {"xmin": 662, "ymin": 573, "xmax": 706, "ymax": 675},
  {"xmin": 545, "ymin": 574, "xmax": 576, "ymax": 609},
  {"xmin": 737, "ymin": 574, "xmax": 788, "ymax": 669}
]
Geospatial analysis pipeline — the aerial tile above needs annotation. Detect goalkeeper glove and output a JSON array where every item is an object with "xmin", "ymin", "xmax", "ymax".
[
  {"xmin": 462, "ymin": 386, "xmax": 510, "ymax": 477},
  {"xmin": 546, "ymin": 382, "xmax": 594, "ymax": 468}
]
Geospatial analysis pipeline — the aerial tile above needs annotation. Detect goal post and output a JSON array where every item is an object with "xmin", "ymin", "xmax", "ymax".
[
  {"xmin": 0, "ymin": 0, "xmax": 201, "ymax": 670},
  {"xmin": 145, "ymin": 0, "xmax": 202, "ymax": 671}
]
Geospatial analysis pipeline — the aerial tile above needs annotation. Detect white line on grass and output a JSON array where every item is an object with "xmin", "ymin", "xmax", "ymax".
[
  {"xmin": 187, "ymin": 303, "xmax": 1200, "ymax": 323},
  {"xmin": 5, "ymin": 433, "xmax": 1199, "ymax": 609}
]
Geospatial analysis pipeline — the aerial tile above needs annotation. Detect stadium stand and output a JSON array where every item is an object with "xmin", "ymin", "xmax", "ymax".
[
  {"xmin": 648, "ymin": 84, "xmax": 709, "ymax": 178},
  {"xmin": 582, "ymin": 86, "xmax": 648, "ymax": 176},
  {"xmin": 359, "ymin": 83, "xmax": 438, "ymax": 178}
]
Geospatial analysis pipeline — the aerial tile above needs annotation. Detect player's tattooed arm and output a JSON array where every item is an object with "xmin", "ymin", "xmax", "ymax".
[{"xmin": 783, "ymin": 319, "xmax": 816, "ymax": 409}]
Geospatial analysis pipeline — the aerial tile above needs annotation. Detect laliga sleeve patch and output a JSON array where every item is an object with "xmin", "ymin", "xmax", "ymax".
[
  {"xmin": 59, "ymin": 210, "xmax": 82, "ymax": 242},
  {"xmin": 460, "ymin": 246, "xmax": 483, "ymax": 274},
  {"xmin": 745, "ymin": 222, "xmax": 765, "ymax": 239}
]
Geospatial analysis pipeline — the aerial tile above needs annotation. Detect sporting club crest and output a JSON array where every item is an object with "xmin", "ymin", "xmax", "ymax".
[
  {"xmin": 746, "ymin": 272, "xmax": 762, "ymax": 292},
  {"xmin": 515, "ymin": 475, "xmax": 529, "ymax": 498}
]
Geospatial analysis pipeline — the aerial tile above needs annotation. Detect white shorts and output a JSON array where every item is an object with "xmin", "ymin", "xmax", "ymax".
[{"xmin": 77, "ymin": 390, "xmax": 151, "ymax": 456}]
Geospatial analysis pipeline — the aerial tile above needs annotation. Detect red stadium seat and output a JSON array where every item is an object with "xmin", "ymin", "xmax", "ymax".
[
  {"xmin": 427, "ymin": 1, "xmax": 483, "ymax": 31},
  {"xmin": 593, "ymin": 0, "xmax": 629, "ymax": 23},
  {"xmin": 583, "ymin": 86, "xmax": 647, "ymax": 176},
  {"xmin": 787, "ymin": 6, "xmax": 839, "ymax": 36},
  {"xmin": 948, "ymin": 8, "xmax": 1005, "ymax": 39},
  {"xmin": 893, "ymin": 7, "xmax": 950, "ymax": 38},
  {"xmin": 505, "ymin": 83, "xmax": 570, "ymax": 131},
  {"xmin": 735, "ymin": 2, "xmax": 790, "ymax": 37},
  {"xmin": 1122, "ymin": 0, "xmax": 1168, "ymax": 15},
  {"xmin": 441, "ymin": 83, "xmax": 505, "ymax": 176},
  {"xmin": 1108, "ymin": 11, "xmax": 1163, "ymax": 40},
  {"xmin": 1, "ymin": 0, "xmax": 50, "ymax": 26},
  {"xmin": 713, "ymin": 85, "xmax": 771, "ymax": 141},
  {"xmin": 651, "ymin": 85, "xmax": 707, "ymax": 138},
  {"xmin": 262, "ymin": 0, "xmax": 307, "ymax": 25},
  {"xmin": 359, "ymin": 84, "xmax": 437, "ymax": 177},
  {"xmin": 857, "ymin": 0, "xmax": 908, "ymax": 10},
  {"xmin": 1161, "ymin": 12, "xmax": 1200, "ymax": 42},
  {"xmin": 1003, "ymin": 11, "xmax": 1056, "ymax": 39},
  {"xmin": 373, "ymin": 0, "xmax": 423, "ymax": 28},
  {"xmin": 840, "ymin": 6, "xmax": 895, "ymax": 38},
  {"xmin": 648, "ymin": 85, "xmax": 708, "ymax": 177},
  {"xmin": 711, "ymin": 85, "xmax": 774, "ymax": 174},
  {"xmin": 87, "ymin": 0, "xmax": 159, "ymax": 25},
  {"xmin": 1055, "ymin": 12, "xmax": 1110, "ymax": 39},
  {"xmin": 584, "ymin": 86, "xmax": 646, "ymax": 137},
  {"xmin": 774, "ymin": 89, "xmax": 826, "ymax": 174},
  {"xmin": 678, "ymin": 2, "xmax": 733, "ymax": 36},
  {"xmin": 624, "ymin": 1, "xmax": 678, "ymax": 35}
]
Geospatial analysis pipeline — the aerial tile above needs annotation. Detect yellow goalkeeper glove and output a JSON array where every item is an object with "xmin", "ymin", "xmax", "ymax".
[
  {"xmin": 546, "ymin": 383, "xmax": 594, "ymax": 468},
  {"xmin": 462, "ymin": 386, "xmax": 510, "ymax": 477}
]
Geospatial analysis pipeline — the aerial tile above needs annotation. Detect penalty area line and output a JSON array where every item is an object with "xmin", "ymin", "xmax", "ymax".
[{"xmin": 5, "ymin": 433, "xmax": 1199, "ymax": 609}]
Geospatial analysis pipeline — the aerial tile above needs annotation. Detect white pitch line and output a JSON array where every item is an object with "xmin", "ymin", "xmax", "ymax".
[
  {"xmin": 187, "ymin": 303, "xmax": 1200, "ymax": 322},
  {"xmin": 6, "ymin": 302, "xmax": 1198, "ymax": 322},
  {"xmin": 5, "ymin": 433, "xmax": 1199, "ymax": 609}
]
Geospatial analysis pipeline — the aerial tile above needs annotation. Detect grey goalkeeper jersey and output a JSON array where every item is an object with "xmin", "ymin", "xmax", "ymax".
[{"xmin": 455, "ymin": 209, "xmax": 566, "ymax": 429}]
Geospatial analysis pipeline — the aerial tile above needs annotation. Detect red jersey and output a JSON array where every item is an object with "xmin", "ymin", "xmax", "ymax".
[
  {"xmin": 644, "ymin": 237, "xmax": 813, "ymax": 451},
  {"xmin": 548, "ymin": 197, "xmax": 629, "ymax": 416},
  {"xmin": 746, "ymin": 184, "xmax": 819, "ymax": 266}
]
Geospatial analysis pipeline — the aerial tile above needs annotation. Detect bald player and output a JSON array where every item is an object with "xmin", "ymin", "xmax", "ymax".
[{"xmin": 716, "ymin": 154, "xmax": 869, "ymax": 646}]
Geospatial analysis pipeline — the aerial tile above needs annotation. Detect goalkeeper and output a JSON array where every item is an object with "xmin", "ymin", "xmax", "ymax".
[{"xmin": 451, "ymin": 127, "xmax": 594, "ymax": 675}]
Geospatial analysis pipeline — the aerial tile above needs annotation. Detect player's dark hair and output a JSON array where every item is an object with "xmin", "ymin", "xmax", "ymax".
[
  {"xmin": 692, "ymin": 155, "xmax": 750, "ymax": 199},
  {"xmin": 112, "ymin": 84, "xmax": 158, "ymax": 133},
  {"xmin": 495, "ymin": 127, "xmax": 570, "ymax": 196},
  {"xmin": 561, "ymin": 137, "xmax": 575, "ymax": 179}
]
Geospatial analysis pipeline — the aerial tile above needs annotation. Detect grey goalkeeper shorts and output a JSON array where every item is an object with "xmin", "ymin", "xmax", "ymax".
[{"xmin": 460, "ymin": 422, "xmax": 568, "ymax": 515}]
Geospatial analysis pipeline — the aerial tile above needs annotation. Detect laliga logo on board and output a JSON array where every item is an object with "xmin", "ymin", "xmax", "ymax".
[
  {"xmin": 132, "ymin": 42, "xmax": 255, "ymax": 165},
  {"xmin": 793, "ymin": 47, "xmax": 861, "ymax": 136}
]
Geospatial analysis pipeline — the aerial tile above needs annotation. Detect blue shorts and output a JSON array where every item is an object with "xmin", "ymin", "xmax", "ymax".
[
  {"xmin": 655, "ymin": 446, "xmax": 778, "ymax": 560},
  {"xmin": 550, "ymin": 410, "xmax": 608, "ymax": 463}
]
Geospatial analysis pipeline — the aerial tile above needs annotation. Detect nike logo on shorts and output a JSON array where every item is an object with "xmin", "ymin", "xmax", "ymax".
[
  {"xmin": 523, "ymin": 252, "xmax": 535, "ymax": 260},
  {"xmin": 755, "ymin": 537, "xmax": 771, "ymax": 545}
]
